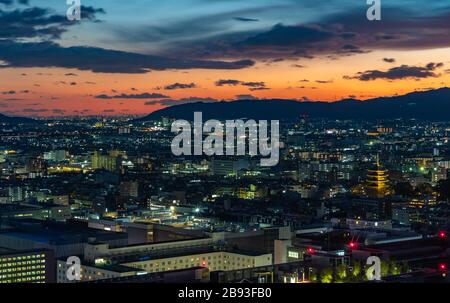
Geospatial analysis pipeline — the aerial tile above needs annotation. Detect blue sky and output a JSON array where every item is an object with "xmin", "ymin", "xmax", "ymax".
[{"xmin": 33, "ymin": 0, "xmax": 450, "ymax": 53}]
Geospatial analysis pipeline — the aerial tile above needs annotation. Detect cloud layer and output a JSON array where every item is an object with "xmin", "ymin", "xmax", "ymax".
[
  {"xmin": 345, "ymin": 62, "xmax": 444, "ymax": 81},
  {"xmin": 0, "ymin": 4, "xmax": 254, "ymax": 73}
]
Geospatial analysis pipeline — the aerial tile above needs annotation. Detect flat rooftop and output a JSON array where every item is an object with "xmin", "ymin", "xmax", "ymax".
[
  {"xmin": 109, "ymin": 245, "xmax": 268, "ymax": 264},
  {"xmin": 0, "ymin": 220, "xmax": 127, "ymax": 245}
]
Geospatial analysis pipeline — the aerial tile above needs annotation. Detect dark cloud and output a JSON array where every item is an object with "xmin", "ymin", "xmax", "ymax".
[
  {"xmin": 52, "ymin": 109, "xmax": 65, "ymax": 114},
  {"xmin": 234, "ymin": 17, "xmax": 259, "ymax": 22},
  {"xmin": 383, "ymin": 58, "xmax": 396, "ymax": 63},
  {"xmin": 323, "ymin": 9, "xmax": 450, "ymax": 51},
  {"xmin": 235, "ymin": 94, "xmax": 259, "ymax": 100},
  {"xmin": 95, "ymin": 92, "xmax": 170, "ymax": 99},
  {"xmin": 338, "ymin": 44, "xmax": 368, "ymax": 55},
  {"xmin": 297, "ymin": 86, "xmax": 317, "ymax": 89},
  {"xmin": 22, "ymin": 108, "xmax": 48, "ymax": 113},
  {"xmin": 145, "ymin": 96, "xmax": 218, "ymax": 106},
  {"xmin": 215, "ymin": 79, "xmax": 241, "ymax": 86},
  {"xmin": 268, "ymin": 58, "xmax": 284, "ymax": 63},
  {"xmin": 80, "ymin": 6, "xmax": 105, "ymax": 20},
  {"xmin": 234, "ymin": 23, "xmax": 335, "ymax": 48},
  {"xmin": 2, "ymin": 90, "xmax": 15, "ymax": 94},
  {"xmin": 241, "ymin": 81, "xmax": 266, "ymax": 88},
  {"xmin": 164, "ymin": 83, "xmax": 197, "ymax": 90},
  {"xmin": 188, "ymin": 21, "xmax": 353, "ymax": 60},
  {"xmin": 0, "ymin": 5, "xmax": 104, "ymax": 40},
  {"xmin": 215, "ymin": 79, "xmax": 269, "ymax": 91},
  {"xmin": 215, "ymin": 79, "xmax": 267, "ymax": 89},
  {"xmin": 181, "ymin": 22, "xmax": 345, "ymax": 60},
  {"xmin": 315, "ymin": 80, "xmax": 333, "ymax": 84},
  {"xmin": 1, "ymin": 98, "xmax": 22, "ymax": 101},
  {"xmin": 175, "ymin": 8, "xmax": 450, "ymax": 61},
  {"xmin": 345, "ymin": 62, "xmax": 444, "ymax": 81},
  {"xmin": 249, "ymin": 87, "xmax": 270, "ymax": 91},
  {"xmin": 0, "ymin": 40, "xmax": 254, "ymax": 73},
  {"xmin": 0, "ymin": 4, "xmax": 254, "ymax": 73}
]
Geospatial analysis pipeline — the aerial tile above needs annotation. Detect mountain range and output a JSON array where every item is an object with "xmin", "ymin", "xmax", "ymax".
[
  {"xmin": 138, "ymin": 88, "xmax": 450, "ymax": 122},
  {"xmin": 0, "ymin": 113, "xmax": 36, "ymax": 124}
]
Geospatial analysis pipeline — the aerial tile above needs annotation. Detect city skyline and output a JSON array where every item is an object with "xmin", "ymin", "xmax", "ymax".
[
  {"xmin": 0, "ymin": 0, "xmax": 450, "ymax": 117},
  {"xmin": 1, "ymin": 0, "xmax": 450, "ymax": 289}
]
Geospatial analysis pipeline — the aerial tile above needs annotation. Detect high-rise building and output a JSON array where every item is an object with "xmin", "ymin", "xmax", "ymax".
[
  {"xmin": 92, "ymin": 151, "xmax": 122, "ymax": 172},
  {"xmin": 431, "ymin": 167, "xmax": 447, "ymax": 184},
  {"xmin": 120, "ymin": 181, "xmax": 139, "ymax": 198},
  {"xmin": 8, "ymin": 187, "xmax": 24, "ymax": 202},
  {"xmin": 44, "ymin": 150, "xmax": 67, "ymax": 162},
  {"xmin": 0, "ymin": 249, "xmax": 55, "ymax": 283},
  {"xmin": 118, "ymin": 126, "xmax": 131, "ymax": 135},
  {"xmin": 27, "ymin": 156, "xmax": 46, "ymax": 174}
]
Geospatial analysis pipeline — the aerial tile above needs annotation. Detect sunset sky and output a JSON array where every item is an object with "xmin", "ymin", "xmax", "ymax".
[{"xmin": 0, "ymin": 0, "xmax": 449, "ymax": 117}]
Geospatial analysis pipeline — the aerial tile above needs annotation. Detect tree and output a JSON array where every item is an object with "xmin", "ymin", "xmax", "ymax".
[
  {"xmin": 400, "ymin": 261, "xmax": 410, "ymax": 273},
  {"xmin": 390, "ymin": 261, "xmax": 401, "ymax": 275},
  {"xmin": 351, "ymin": 261, "xmax": 362, "ymax": 279},
  {"xmin": 380, "ymin": 261, "xmax": 389, "ymax": 277},
  {"xmin": 336, "ymin": 264, "xmax": 348, "ymax": 280},
  {"xmin": 309, "ymin": 269, "xmax": 318, "ymax": 282},
  {"xmin": 320, "ymin": 268, "xmax": 333, "ymax": 283},
  {"xmin": 394, "ymin": 182, "xmax": 415, "ymax": 197}
]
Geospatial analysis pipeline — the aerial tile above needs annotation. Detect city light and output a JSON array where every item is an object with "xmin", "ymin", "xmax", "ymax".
[
  {"xmin": 348, "ymin": 242, "xmax": 357, "ymax": 249},
  {"xmin": 0, "ymin": 0, "xmax": 449, "ymax": 289}
]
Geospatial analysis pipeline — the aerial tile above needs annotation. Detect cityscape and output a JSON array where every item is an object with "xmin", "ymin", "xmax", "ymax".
[{"xmin": 0, "ymin": 0, "xmax": 450, "ymax": 292}]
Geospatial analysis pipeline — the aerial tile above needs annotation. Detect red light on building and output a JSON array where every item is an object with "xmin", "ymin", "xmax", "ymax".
[
  {"xmin": 307, "ymin": 247, "xmax": 315, "ymax": 254},
  {"xmin": 439, "ymin": 231, "xmax": 447, "ymax": 239},
  {"xmin": 202, "ymin": 261, "xmax": 207, "ymax": 267},
  {"xmin": 439, "ymin": 263, "xmax": 447, "ymax": 271},
  {"xmin": 349, "ymin": 242, "xmax": 357, "ymax": 249}
]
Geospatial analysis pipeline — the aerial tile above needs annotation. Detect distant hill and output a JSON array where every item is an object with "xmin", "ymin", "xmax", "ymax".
[
  {"xmin": 137, "ymin": 88, "xmax": 450, "ymax": 121},
  {"xmin": 0, "ymin": 113, "xmax": 36, "ymax": 124}
]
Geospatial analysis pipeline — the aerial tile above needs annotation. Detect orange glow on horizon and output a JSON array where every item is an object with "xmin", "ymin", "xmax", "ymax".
[{"xmin": 1, "ymin": 48, "xmax": 449, "ymax": 117}]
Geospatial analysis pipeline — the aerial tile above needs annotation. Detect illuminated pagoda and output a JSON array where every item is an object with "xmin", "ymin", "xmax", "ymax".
[{"xmin": 365, "ymin": 157, "xmax": 391, "ymax": 198}]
